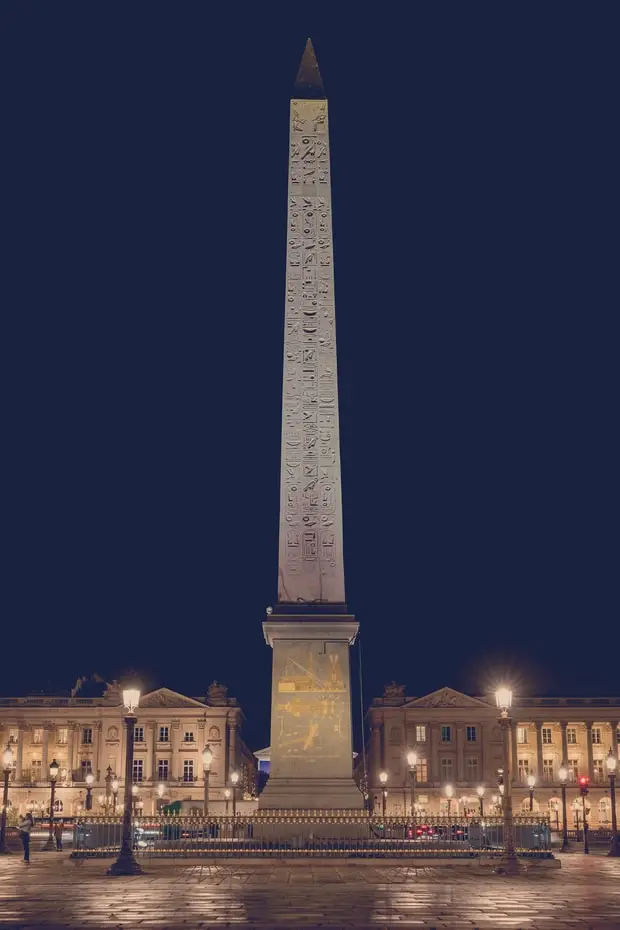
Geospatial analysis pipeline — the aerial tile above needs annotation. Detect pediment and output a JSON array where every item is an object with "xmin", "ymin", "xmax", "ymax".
[
  {"xmin": 404, "ymin": 687, "xmax": 492, "ymax": 710},
  {"xmin": 140, "ymin": 688, "xmax": 206, "ymax": 709}
]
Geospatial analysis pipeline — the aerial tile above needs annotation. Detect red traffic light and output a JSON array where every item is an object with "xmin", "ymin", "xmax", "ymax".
[
  {"xmin": 579, "ymin": 775, "xmax": 590, "ymax": 795},
  {"xmin": 579, "ymin": 776, "xmax": 589, "ymax": 786}
]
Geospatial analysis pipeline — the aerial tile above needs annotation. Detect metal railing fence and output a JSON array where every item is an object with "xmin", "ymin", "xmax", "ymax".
[{"xmin": 72, "ymin": 813, "xmax": 552, "ymax": 859}]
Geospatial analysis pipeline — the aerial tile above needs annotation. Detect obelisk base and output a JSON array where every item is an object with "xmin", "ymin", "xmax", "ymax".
[{"xmin": 260, "ymin": 614, "xmax": 364, "ymax": 812}]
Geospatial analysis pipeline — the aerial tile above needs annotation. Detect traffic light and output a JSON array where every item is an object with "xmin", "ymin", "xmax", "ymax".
[{"xmin": 579, "ymin": 776, "xmax": 590, "ymax": 797}]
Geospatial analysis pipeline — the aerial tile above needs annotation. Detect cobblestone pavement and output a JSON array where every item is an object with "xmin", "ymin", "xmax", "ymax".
[{"xmin": 1, "ymin": 854, "xmax": 619, "ymax": 928}]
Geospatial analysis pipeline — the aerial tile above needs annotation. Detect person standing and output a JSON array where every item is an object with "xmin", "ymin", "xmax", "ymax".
[
  {"xmin": 18, "ymin": 813, "xmax": 34, "ymax": 863},
  {"xmin": 54, "ymin": 819, "xmax": 64, "ymax": 851}
]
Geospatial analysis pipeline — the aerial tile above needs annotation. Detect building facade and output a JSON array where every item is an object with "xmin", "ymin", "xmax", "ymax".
[
  {"xmin": 367, "ymin": 685, "xmax": 620, "ymax": 827},
  {"xmin": 0, "ymin": 677, "xmax": 257, "ymax": 818}
]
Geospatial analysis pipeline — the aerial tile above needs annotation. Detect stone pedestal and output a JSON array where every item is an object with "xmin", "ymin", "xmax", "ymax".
[{"xmin": 259, "ymin": 614, "xmax": 364, "ymax": 811}]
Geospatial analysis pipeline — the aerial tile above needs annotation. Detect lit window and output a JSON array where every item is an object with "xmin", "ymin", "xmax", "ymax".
[
  {"xmin": 593, "ymin": 759, "xmax": 604, "ymax": 782},
  {"xmin": 183, "ymin": 731, "xmax": 195, "ymax": 743},
  {"xmin": 518, "ymin": 758, "xmax": 530, "ymax": 782},
  {"xmin": 57, "ymin": 728, "xmax": 67, "ymax": 745},
  {"xmin": 133, "ymin": 759, "xmax": 144, "ymax": 782},
  {"xmin": 183, "ymin": 759, "xmax": 194, "ymax": 782},
  {"xmin": 80, "ymin": 759, "xmax": 92, "ymax": 781},
  {"xmin": 134, "ymin": 726, "xmax": 144, "ymax": 743},
  {"xmin": 32, "ymin": 728, "xmax": 42, "ymax": 744},
  {"xmin": 542, "ymin": 727, "xmax": 552, "ymax": 744},
  {"xmin": 53, "ymin": 799, "xmax": 63, "ymax": 813},
  {"xmin": 415, "ymin": 725, "xmax": 426, "ymax": 743},
  {"xmin": 567, "ymin": 759, "xmax": 578, "ymax": 781},
  {"xmin": 543, "ymin": 758, "xmax": 554, "ymax": 782},
  {"xmin": 441, "ymin": 726, "xmax": 451, "ymax": 743},
  {"xmin": 416, "ymin": 758, "xmax": 428, "ymax": 782},
  {"xmin": 440, "ymin": 757, "xmax": 453, "ymax": 779},
  {"xmin": 467, "ymin": 757, "xmax": 479, "ymax": 781},
  {"xmin": 517, "ymin": 727, "xmax": 528, "ymax": 744},
  {"xmin": 466, "ymin": 726, "xmax": 476, "ymax": 742},
  {"xmin": 82, "ymin": 728, "xmax": 93, "ymax": 745},
  {"xmin": 591, "ymin": 727, "xmax": 601, "ymax": 745},
  {"xmin": 8, "ymin": 729, "xmax": 18, "ymax": 744},
  {"xmin": 159, "ymin": 726, "xmax": 169, "ymax": 743},
  {"xmin": 30, "ymin": 760, "xmax": 42, "ymax": 782},
  {"xmin": 566, "ymin": 728, "xmax": 577, "ymax": 745},
  {"xmin": 157, "ymin": 759, "xmax": 169, "ymax": 781}
]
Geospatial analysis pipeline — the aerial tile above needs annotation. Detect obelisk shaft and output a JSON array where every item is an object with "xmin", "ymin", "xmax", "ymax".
[{"xmin": 277, "ymin": 90, "xmax": 345, "ymax": 605}]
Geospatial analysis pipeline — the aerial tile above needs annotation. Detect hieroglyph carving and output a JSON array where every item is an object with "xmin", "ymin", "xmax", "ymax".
[{"xmin": 278, "ymin": 99, "xmax": 345, "ymax": 604}]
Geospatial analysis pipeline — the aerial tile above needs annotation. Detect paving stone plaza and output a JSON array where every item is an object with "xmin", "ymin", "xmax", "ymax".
[{"xmin": 1, "ymin": 854, "xmax": 619, "ymax": 928}]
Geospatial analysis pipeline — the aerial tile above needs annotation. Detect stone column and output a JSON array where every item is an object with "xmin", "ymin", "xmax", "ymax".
[
  {"xmin": 479, "ymin": 723, "xmax": 485, "ymax": 782},
  {"xmin": 94, "ymin": 722, "xmax": 102, "ymax": 780},
  {"xmin": 228, "ymin": 717, "xmax": 238, "ymax": 779},
  {"xmin": 15, "ymin": 726, "xmax": 25, "ymax": 782},
  {"xmin": 148, "ymin": 721, "xmax": 157, "ymax": 781},
  {"xmin": 170, "ymin": 720, "xmax": 180, "ymax": 783},
  {"xmin": 610, "ymin": 721, "xmax": 619, "ymax": 758},
  {"xmin": 370, "ymin": 722, "xmax": 381, "ymax": 786},
  {"xmin": 430, "ymin": 724, "xmax": 439, "ymax": 780},
  {"xmin": 511, "ymin": 723, "xmax": 518, "ymax": 785},
  {"xmin": 198, "ymin": 718, "xmax": 206, "ymax": 786},
  {"xmin": 535, "ymin": 722, "xmax": 544, "ymax": 778},
  {"xmin": 585, "ymin": 723, "xmax": 594, "ymax": 780},
  {"xmin": 41, "ymin": 724, "xmax": 50, "ymax": 778},
  {"xmin": 560, "ymin": 722, "xmax": 568, "ymax": 763},
  {"xmin": 456, "ymin": 726, "xmax": 464, "ymax": 781},
  {"xmin": 67, "ymin": 724, "xmax": 76, "ymax": 782}
]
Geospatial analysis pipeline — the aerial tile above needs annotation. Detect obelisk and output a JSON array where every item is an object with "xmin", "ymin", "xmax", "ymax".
[{"xmin": 260, "ymin": 40, "xmax": 363, "ymax": 810}]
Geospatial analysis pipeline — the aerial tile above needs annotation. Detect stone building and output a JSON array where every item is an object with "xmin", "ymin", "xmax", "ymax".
[
  {"xmin": 0, "ymin": 676, "xmax": 257, "ymax": 817},
  {"xmin": 367, "ymin": 685, "xmax": 620, "ymax": 827}
]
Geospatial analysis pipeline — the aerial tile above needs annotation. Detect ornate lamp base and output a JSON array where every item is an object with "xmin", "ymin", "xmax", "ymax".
[
  {"xmin": 608, "ymin": 837, "xmax": 620, "ymax": 858},
  {"xmin": 41, "ymin": 836, "xmax": 56, "ymax": 852},
  {"xmin": 107, "ymin": 852, "xmax": 143, "ymax": 876},
  {"xmin": 494, "ymin": 853, "xmax": 527, "ymax": 875}
]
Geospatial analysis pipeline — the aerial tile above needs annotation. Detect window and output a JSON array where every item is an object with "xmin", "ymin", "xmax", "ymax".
[
  {"xmin": 134, "ymin": 726, "xmax": 144, "ymax": 743},
  {"xmin": 467, "ymin": 757, "xmax": 479, "ymax": 781},
  {"xmin": 159, "ymin": 726, "xmax": 169, "ymax": 743},
  {"xmin": 566, "ymin": 728, "xmax": 577, "ymax": 745},
  {"xmin": 32, "ymin": 728, "xmax": 42, "ymax": 744},
  {"xmin": 53, "ymin": 799, "xmax": 64, "ymax": 813},
  {"xmin": 591, "ymin": 727, "xmax": 601, "ymax": 745},
  {"xmin": 133, "ymin": 759, "xmax": 144, "ymax": 782},
  {"xmin": 441, "ymin": 726, "xmax": 451, "ymax": 743},
  {"xmin": 416, "ymin": 758, "xmax": 428, "ymax": 782},
  {"xmin": 8, "ymin": 728, "xmax": 18, "ymax": 744},
  {"xmin": 82, "ymin": 727, "xmax": 93, "ymax": 745},
  {"xmin": 599, "ymin": 798, "xmax": 611, "ymax": 823},
  {"xmin": 543, "ymin": 758, "xmax": 554, "ymax": 782},
  {"xmin": 388, "ymin": 727, "xmax": 402, "ymax": 744},
  {"xmin": 466, "ymin": 726, "xmax": 477, "ymax": 742},
  {"xmin": 440, "ymin": 758, "xmax": 453, "ymax": 780},
  {"xmin": 617, "ymin": 727, "xmax": 620, "ymax": 745},
  {"xmin": 57, "ymin": 727, "xmax": 67, "ymax": 744},
  {"xmin": 542, "ymin": 727, "xmax": 552, "ymax": 745},
  {"xmin": 517, "ymin": 727, "xmax": 528, "ymax": 744},
  {"xmin": 415, "ymin": 725, "xmax": 426, "ymax": 743},
  {"xmin": 80, "ymin": 759, "xmax": 92, "ymax": 780},
  {"xmin": 568, "ymin": 759, "xmax": 578, "ymax": 782},
  {"xmin": 183, "ymin": 731, "xmax": 195, "ymax": 743},
  {"xmin": 518, "ymin": 758, "xmax": 530, "ymax": 782},
  {"xmin": 593, "ymin": 759, "xmax": 604, "ymax": 782},
  {"xmin": 157, "ymin": 759, "xmax": 169, "ymax": 781},
  {"xmin": 30, "ymin": 760, "xmax": 42, "ymax": 781},
  {"xmin": 183, "ymin": 759, "xmax": 194, "ymax": 782}
]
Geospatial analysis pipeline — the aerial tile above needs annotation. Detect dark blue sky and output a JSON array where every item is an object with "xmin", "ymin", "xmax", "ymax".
[{"xmin": 3, "ymin": 3, "xmax": 618, "ymax": 750}]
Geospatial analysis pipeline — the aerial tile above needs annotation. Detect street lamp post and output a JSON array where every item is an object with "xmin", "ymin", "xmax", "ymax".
[
  {"xmin": 42, "ymin": 759, "xmax": 59, "ymax": 851},
  {"xmin": 111, "ymin": 777, "xmax": 119, "ymax": 813},
  {"xmin": 104, "ymin": 766, "xmax": 113, "ymax": 811},
  {"xmin": 606, "ymin": 750, "xmax": 619, "ymax": 857},
  {"xmin": 527, "ymin": 774, "xmax": 536, "ymax": 812},
  {"xmin": 444, "ymin": 783, "xmax": 453, "ymax": 818},
  {"xmin": 476, "ymin": 785, "xmax": 485, "ymax": 817},
  {"xmin": 558, "ymin": 764, "xmax": 570, "ymax": 852},
  {"xmin": 379, "ymin": 771, "xmax": 388, "ymax": 819},
  {"xmin": 579, "ymin": 776, "xmax": 590, "ymax": 855},
  {"xmin": 85, "ymin": 771, "xmax": 94, "ymax": 811},
  {"xmin": 202, "ymin": 745, "xmax": 213, "ymax": 817},
  {"xmin": 0, "ymin": 744, "xmax": 14, "ymax": 854},
  {"xmin": 224, "ymin": 788, "xmax": 231, "ymax": 816},
  {"xmin": 406, "ymin": 751, "xmax": 417, "ymax": 818},
  {"xmin": 108, "ymin": 686, "xmax": 143, "ymax": 876},
  {"xmin": 131, "ymin": 784, "xmax": 139, "ymax": 815},
  {"xmin": 495, "ymin": 687, "xmax": 522, "ymax": 873}
]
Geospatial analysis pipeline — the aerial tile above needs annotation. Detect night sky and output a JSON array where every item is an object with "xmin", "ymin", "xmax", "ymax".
[{"xmin": 3, "ymin": 4, "xmax": 618, "ymax": 751}]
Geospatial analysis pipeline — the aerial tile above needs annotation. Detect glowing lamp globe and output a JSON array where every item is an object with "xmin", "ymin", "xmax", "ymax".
[{"xmin": 122, "ymin": 688, "xmax": 140, "ymax": 713}]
